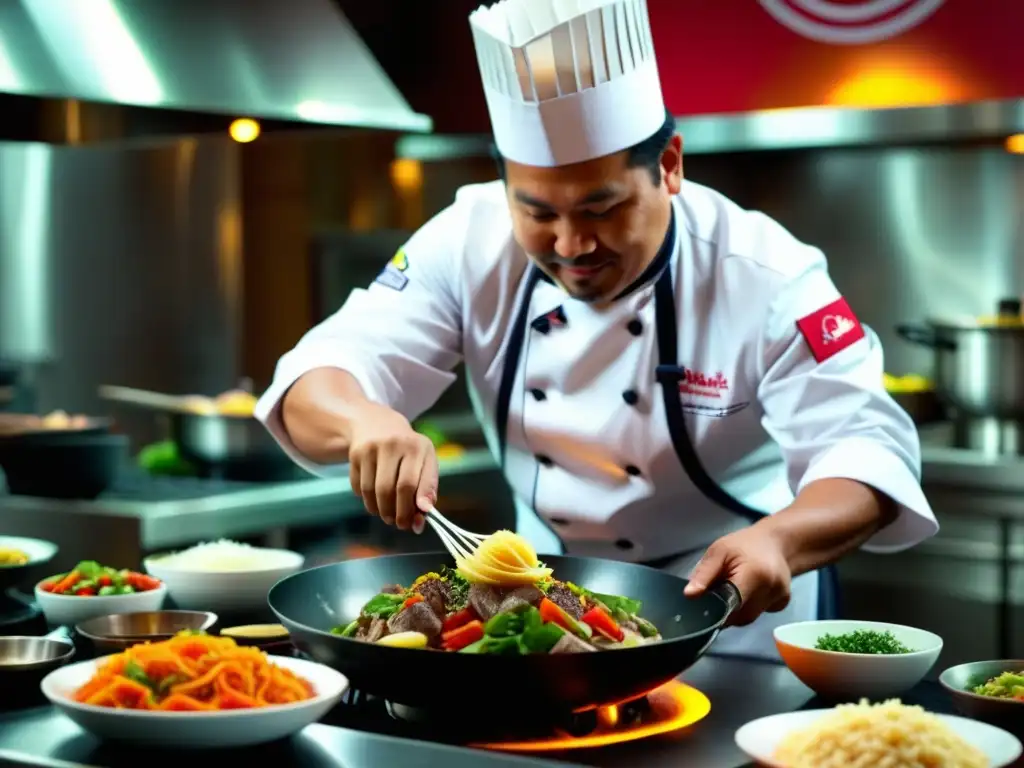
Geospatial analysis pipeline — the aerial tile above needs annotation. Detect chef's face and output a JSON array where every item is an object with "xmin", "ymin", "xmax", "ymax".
[{"xmin": 504, "ymin": 135, "xmax": 683, "ymax": 304}]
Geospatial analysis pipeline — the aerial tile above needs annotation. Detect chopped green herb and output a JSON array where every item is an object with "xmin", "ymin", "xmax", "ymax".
[
  {"xmin": 814, "ymin": 629, "xmax": 914, "ymax": 655},
  {"xmin": 439, "ymin": 566, "xmax": 470, "ymax": 611}
]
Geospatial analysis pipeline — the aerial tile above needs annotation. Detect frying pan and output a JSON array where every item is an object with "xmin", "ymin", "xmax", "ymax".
[{"xmin": 269, "ymin": 552, "xmax": 740, "ymax": 715}]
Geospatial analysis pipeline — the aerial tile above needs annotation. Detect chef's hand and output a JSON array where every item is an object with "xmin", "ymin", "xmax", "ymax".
[
  {"xmin": 347, "ymin": 403, "xmax": 438, "ymax": 533},
  {"xmin": 683, "ymin": 525, "xmax": 792, "ymax": 627}
]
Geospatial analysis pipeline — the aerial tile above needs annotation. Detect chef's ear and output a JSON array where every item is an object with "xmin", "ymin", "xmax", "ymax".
[{"xmin": 662, "ymin": 134, "xmax": 683, "ymax": 194}]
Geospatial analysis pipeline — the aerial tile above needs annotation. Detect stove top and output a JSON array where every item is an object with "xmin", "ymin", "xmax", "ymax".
[{"xmin": 319, "ymin": 680, "xmax": 709, "ymax": 755}]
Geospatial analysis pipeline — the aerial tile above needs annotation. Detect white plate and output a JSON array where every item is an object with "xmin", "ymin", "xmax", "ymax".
[
  {"xmin": 735, "ymin": 709, "xmax": 1023, "ymax": 768},
  {"xmin": 41, "ymin": 654, "xmax": 348, "ymax": 748}
]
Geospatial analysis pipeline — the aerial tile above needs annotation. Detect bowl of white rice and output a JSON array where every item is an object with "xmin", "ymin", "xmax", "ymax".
[{"xmin": 144, "ymin": 540, "xmax": 304, "ymax": 615}]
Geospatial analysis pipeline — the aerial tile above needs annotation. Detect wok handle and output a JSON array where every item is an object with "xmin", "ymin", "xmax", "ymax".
[
  {"xmin": 709, "ymin": 580, "xmax": 743, "ymax": 617},
  {"xmin": 895, "ymin": 323, "xmax": 956, "ymax": 352}
]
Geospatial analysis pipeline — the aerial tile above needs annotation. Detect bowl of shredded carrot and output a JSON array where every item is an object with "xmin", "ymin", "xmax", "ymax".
[{"xmin": 40, "ymin": 631, "xmax": 348, "ymax": 748}]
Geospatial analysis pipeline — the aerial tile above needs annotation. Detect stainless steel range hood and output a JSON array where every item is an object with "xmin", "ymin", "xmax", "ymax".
[{"xmin": 0, "ymin": 0, "xmax": 432, "ymax": 133}]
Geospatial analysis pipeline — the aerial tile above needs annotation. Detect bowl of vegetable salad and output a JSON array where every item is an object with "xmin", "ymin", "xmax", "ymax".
[
  {"xmin": 35, "ymin": 561, "xmax": 166, "ymax": 627},
  {"xmin": 774, "ymin": 620, "xmax": 943, "ymax": 699},
  {"xmin": 940, "ymin": 660, "xmax": 1024, "ymax": 733}
]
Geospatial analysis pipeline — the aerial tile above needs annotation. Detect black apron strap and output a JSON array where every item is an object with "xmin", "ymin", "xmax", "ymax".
[
  {"xmin": 496, "ymin": 266, "xmax": 543, "ymax": 466},
  {"xmin": 652, "ymin": 265, "xmax": 841, "ymax": 620},
  {"xmin": 653, "ymin": 267, "xmax": 765, "ymax": 523}
]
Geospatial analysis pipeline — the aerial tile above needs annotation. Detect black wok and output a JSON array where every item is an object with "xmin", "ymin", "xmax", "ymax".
[{"xmin": 269, "ymin": 552, "xmax": 740, "ymax": 714}]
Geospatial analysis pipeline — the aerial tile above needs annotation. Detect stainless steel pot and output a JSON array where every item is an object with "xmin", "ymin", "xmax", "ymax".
[
  {"xmin": 897, "ymin": 301, "xmax": 1024, "ymax": 419},
  {"xmin": 98, "ymin": 384, "xmax": 292, "ymax": 473},
  {"xmin": 169, "ymin": 410, "xmax": 286, "ymax": 466}
]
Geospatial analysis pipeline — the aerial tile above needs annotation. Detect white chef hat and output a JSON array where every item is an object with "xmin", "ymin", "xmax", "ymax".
[{"xmin": 469, "ymin": 0, "xmax": 664, "ymax": 168}]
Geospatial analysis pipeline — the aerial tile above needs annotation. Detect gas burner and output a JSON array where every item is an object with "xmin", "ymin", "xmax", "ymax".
[{"xmin": 332, "ymin": 681, "xmax": 709, "ymax": 753}]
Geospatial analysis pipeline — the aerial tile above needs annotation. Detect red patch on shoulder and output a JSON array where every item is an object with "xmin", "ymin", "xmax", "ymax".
[{"xmin": 796, "ymin": 297, "xmax": 866, "ymax": 363}]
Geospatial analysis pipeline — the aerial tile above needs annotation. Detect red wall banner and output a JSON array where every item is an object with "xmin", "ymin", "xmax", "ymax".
[{"xmin": 649, "ymin": 0, "xmax": 1024, "ymax": 115}]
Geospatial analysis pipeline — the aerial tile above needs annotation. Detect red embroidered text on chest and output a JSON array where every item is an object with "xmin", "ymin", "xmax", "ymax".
[
  {"xmin": 796, "ymin": 297, "xmax": 866, "ymax": 363},
  {"xmin": 678, "ymin": 369, "xmax": 729, "ymax": 398}
]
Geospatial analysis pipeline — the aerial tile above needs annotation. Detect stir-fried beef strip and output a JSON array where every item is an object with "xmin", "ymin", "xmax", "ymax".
[
  {"xmin": 618, "ymin": 617, "xmax": 639, "ymax": 633},
  {"xmin": 412, "ymin": 576, "xmax": 452, "ymax": 619},
  {"xmin": 387, "ymin": 601, "xmax": 443, "ymax": 642},
  {"xmin": 550, "ymin": 633, "xmax": 597, "ymax": 653},
  {"xmin": 381, "ymin": 584, "xmax": 405, "ymax": 595},
  {"xmin": 497, "ymin": 585, "xmax": 544, "ymax": 614},
  {"xmin": 468, "ymin": 584, "xmax": 504, "ymax": 621},
  {"xmin": 546, "ymin": 583, "xmax": 585, "ymax": 620},
  {"xmin": 356, "ymin": 616, "xmax": 389, "ymax": 643}
]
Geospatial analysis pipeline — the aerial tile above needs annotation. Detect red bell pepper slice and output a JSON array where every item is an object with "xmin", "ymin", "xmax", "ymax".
[
  {"xmin": 402, "ymin": 594, "xmax": 424, "ymax": 609},
  {"xmin": 441, "ymin": 619, "xmax": 485, "ymax": 651},
  {"xmin": 52, "ymin": 570, "xmax": 81, "ymax": 595},
  {"xmin": 581, "ymin": 606, "xmax": 624, "ymax": 642},
  {"xmin": 441, "ymin": 606, "xmax": 476, "ymax": 634},
  {"xmin": 539, "ymin": 598, "xmax": 577, "ymax": 633}
]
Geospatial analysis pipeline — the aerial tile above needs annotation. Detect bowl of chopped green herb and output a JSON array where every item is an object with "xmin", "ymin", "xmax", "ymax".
[{"xmin": 774, "ymin": 620, "xmax": 943, "ymax": 699}]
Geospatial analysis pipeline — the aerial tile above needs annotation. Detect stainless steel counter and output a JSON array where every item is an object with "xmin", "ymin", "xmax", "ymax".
[
  {"xmin": 920, "ymin": 424, "xmax": 1024, "ymax": 501},
  {"xmin": 0, "ymin": 655, "xmax": 816, "ymax": 768}
]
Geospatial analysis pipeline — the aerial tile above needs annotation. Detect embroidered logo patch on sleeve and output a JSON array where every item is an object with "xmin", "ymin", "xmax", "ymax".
[
  {"xmin": 374, "ymin": 247, "xmax": 409, "ymax": 291},
  {"xmin": 796, "ymin": 297, "xmax": 866, "ymax": 363}
]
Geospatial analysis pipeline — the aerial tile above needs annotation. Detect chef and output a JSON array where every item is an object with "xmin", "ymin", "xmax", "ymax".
[{"xmin": 255, "ymin": 0, "xmax": 938, "ymax": 658}]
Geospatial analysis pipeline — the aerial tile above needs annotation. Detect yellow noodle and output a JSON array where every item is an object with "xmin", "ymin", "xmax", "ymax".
[{"xmin": 456, "ymin": 530, "xmax": 553, "ymax": 586}]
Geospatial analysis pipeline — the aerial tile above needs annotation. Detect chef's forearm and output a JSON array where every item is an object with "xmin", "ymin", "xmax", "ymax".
[
  {"xmin": 758, "ymin": 478, "xmax": 899, "ymax": 577},
  {"xmin": 280, "ymin": 368, "xmax": 371, "ymax": 464}
]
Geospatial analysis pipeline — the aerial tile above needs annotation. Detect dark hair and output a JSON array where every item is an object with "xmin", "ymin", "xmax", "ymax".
[{"xmin": 492, "ymin": 107, "xmax": 677, "ymax": 185}]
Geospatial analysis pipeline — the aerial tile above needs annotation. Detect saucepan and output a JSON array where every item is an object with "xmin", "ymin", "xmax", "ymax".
[
  {"xmin": 269, "ymin": 552, "xmax": 740, "ymax": 715},
  {"xmin": 896, "ymin": 298, "xmax": 1024, "ymax": 419}
]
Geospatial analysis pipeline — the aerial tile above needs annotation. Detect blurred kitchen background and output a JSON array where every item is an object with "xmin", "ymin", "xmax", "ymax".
[{"xmin": 1, "ymin": 0, "xmax": 1023, "ymax": 669}]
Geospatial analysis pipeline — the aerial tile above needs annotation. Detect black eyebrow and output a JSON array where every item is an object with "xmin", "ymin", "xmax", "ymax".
[{"xmin": 513, "ymin": 187, "xmax": 619, "ymax": 210}]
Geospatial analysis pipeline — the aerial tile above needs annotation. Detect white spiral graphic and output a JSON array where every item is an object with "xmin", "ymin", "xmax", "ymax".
[{"xmin": 759, "ymin": 0, "xmax": 946, "ymax": 44}]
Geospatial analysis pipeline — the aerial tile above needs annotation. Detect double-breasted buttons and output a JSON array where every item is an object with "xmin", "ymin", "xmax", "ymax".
[
  {"xmin": 626, "ymin": 318, "xmax": 643, "ymax": 336},
  {"xmin": 530, "ymin": 388, "xmax": 546, "ymax": 401},
  {"xmin": 624, "ymin": 464, "xmax": 642, "ymax": 477},
  {"xmin": 622, "ymin": 389, "xmax": 639, "ymax": 405},
  {"xmin": 536, "ymin": 454, "xmax": 554, "ymax": 467}
]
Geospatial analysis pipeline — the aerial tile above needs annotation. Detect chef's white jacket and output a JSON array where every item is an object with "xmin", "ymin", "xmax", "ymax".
[{"xmin": 256, "ymin": 179, "xmax": 938, "ymax": 659}]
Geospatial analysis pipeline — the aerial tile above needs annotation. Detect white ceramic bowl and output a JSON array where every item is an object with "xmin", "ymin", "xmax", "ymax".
[
  {"xmin": 143, "ymin": 548, "xmax": 304, "ymax": 614},
  {"xmin": 774, "ymin": 619, "xmax": 943, "ymax": 699},
  {"xmin": 41, "ymin": 654, "xmax": 348, "ymax": 748},
  {"xmin": 735, "ymin": 709, "xmax": 1022, "ymax": 768},
  {"xmin": 35, "ymin": 579, "xmax": 167, "ymax": 628},
  {"xmin": 0, "ymin": 535, "xmax": 58, "ymax": 590}
]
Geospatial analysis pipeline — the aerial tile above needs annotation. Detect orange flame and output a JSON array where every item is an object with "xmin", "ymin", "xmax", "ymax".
[{"xmin": 473, "ymin": 680, "xmax": 711, "ymax": 752}]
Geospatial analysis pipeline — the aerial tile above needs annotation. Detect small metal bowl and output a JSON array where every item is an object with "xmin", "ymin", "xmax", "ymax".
[
  {"xmin": 219, "ymin": 623, "xmax": 291, "ymax": 649},
  {"xmin": 939, "ymin": 659, "xmax": 1024, "ymax": 734},
  {"xmin": 0, "ymin": 635, "xmax": 76, "ymax": 698},
  {"xmin": 75, "ymin": 610, "xmax": 218, "ymax": 653}
]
